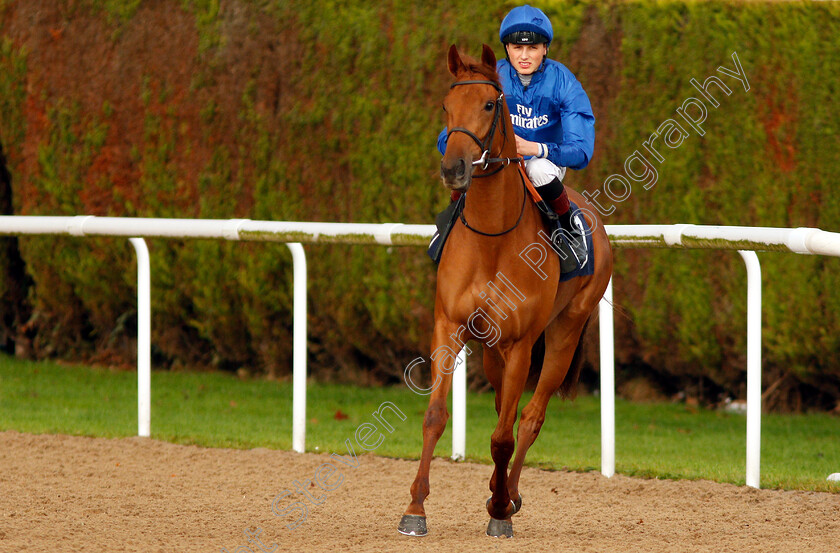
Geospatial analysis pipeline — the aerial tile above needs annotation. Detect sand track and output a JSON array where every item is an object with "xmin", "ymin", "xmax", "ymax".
[{"xmin": 0, "ymin": 431, "xmax": 837, "ymax": 552}]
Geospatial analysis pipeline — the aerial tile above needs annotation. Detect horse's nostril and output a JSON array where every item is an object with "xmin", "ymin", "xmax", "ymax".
[
  {"xmin": 456, "ymin": 159, "xmax": 466, "ymax": 177},
  {"xmin": 441, "ymin": 158, "xmax": 468, "ymax": 183}
]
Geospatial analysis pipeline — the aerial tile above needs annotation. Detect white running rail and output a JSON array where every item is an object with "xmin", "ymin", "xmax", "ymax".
[{"xmin": 2, "ymin": 216, "xmax": 839, "ymax": 488}]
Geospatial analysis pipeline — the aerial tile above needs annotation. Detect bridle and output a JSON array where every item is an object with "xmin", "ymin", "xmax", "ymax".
[
  {"xmin": 446, "ymin": 79, "xmax": 522, "ymax": 177},
  {"xmin": 446, "ymin": 79, "xmax": 526, "ymax": 236}
]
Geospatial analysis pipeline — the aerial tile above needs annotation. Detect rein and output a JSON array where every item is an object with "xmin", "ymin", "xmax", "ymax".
[{"xmin": 458, "ymin": 170, "xmax": 528, "ymax": 236}]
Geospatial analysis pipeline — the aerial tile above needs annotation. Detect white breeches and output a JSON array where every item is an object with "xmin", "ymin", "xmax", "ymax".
[{"xmin": 524, "ymin": 157, "xmax": 567, "ymax": 187}]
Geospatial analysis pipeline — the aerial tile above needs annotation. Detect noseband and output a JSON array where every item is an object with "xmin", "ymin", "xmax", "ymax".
[{"xmin": 447, "ymin": 80, "xmax": 521, "ymax": 177}]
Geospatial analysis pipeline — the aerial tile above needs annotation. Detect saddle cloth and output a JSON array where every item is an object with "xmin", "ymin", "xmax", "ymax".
[{"xmin": 427, "ymin": 195, "xmax": 593, "ymax": 281}]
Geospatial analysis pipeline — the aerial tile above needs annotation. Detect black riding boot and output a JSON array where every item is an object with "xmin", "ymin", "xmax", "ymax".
[
  {"xmin": 427, "ymin": 192, "xmax": 464, "ymax": 264},
  {"xmin": 554, "ymin": 208, "xmax": 588, "ymax": 273},
  {"xmin": 539, "ymin": 177, "xmax": 587, "ymax": 273}
]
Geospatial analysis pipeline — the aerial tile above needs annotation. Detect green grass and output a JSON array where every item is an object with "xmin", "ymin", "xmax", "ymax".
[{"xmin": 1, "ymin": 354, "xmax": 838, "ymax": 492}]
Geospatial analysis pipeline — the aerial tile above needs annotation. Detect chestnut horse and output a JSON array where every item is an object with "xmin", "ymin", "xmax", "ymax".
[{"xmin": 398, "ymin": 45, "xmax": 613, "ymax": 538}]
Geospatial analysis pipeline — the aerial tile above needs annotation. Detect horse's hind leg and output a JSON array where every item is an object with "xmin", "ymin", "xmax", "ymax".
[
  {"xmin": 398, "ymin": 320, "xmax": 459, "ymax": 537},
  {"xmin": 506, "ymin": 313, "xmax": 591, "ymax": 507}
]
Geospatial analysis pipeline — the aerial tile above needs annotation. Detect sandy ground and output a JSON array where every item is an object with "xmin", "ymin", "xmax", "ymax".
[{"xmin": 0, "ymin": 430, "xmax": 838, "ymax": 552}]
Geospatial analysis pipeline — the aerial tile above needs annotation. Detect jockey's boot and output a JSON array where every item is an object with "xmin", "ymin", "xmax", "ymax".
[{"xmin": 542, "ymin": 178, "xmax": 587, "ymax": 273}]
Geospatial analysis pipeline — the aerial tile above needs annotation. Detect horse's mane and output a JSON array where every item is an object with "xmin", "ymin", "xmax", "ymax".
[{"xmin": 458, "ymin": 55, "xmax": 501, "ymax": 87}]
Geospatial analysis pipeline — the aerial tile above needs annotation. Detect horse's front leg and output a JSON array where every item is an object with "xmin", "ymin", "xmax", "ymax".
[
  {"xmin": 398, "ymin": 319, "xmax": 461, "ymax": 537},
  {"xmin": 486, "ymin": 339, "xmax": 532, "ymax": 538}
]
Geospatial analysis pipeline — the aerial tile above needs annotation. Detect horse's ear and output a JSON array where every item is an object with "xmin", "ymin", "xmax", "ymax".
[
  {"xmin": 448, "ymin": 44, "xmax": 466, "ymax": 77},
  {"xmin": 481, "ymin": 43, "xmax": 496, "ymax": 69}
]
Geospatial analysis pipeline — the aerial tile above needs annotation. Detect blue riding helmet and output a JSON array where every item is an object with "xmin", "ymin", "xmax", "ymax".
[{"xmin": 499, "ymin": 4, "xmax": 553, "ymax": 46}]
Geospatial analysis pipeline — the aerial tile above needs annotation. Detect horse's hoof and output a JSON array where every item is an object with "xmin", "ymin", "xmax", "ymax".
[
  {"xmin": 486, "ymin": 517, "xmax": 513, "ymax": 538},
  {"xmin": 511, "ymin": 493, "xmax": 523, "ymax": 515},
  {"xmin": 398, "ymin": 514, "xmax": 428, "ymax": 537}
]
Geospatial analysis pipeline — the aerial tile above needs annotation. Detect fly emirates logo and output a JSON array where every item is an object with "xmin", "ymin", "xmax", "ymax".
[{"xmin": 510, "ymin": 104, "xmax": 549, "ymax": 129}]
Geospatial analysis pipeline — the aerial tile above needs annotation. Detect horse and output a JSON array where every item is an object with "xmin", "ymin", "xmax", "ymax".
[{"xmin": 398, "ymin": 44, "xmax": 613, "ymax": 538}]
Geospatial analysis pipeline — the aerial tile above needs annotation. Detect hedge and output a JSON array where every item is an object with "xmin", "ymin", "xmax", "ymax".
[{"xmin": 0, "ymin": 0, "xmax": 838, "ymax": 409}]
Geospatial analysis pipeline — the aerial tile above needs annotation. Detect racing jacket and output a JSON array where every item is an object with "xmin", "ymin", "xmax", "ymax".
[{"xmin": 437, "ymin": 58, "xmax": 595, "ymax": 170}]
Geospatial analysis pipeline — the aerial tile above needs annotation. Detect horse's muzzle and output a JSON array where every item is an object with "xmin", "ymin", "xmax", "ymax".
[{"xmin": 440, "ymin": 157, "xmax": 471, "ymax": 191}]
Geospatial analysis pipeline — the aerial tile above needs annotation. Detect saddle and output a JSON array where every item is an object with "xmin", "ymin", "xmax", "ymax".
[{"xmin": 427, "ymin": 163, "xmax": 593, "ymax": 281}]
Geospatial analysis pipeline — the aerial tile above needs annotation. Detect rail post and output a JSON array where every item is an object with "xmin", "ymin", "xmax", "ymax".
[
  {"xmin": 129, "ymin": 238, "xmax": 151, "ymax": 438},
  {"xmin": 287, "ymin": 243, "xmax": 308, "ymax": 453},
  {"xmin": 739, "ymin": 250, "xmax": 762, "ymax": 488},
  {"xmin": 599, "ymin": 277, "xmax": 615, "ymax": 478}
]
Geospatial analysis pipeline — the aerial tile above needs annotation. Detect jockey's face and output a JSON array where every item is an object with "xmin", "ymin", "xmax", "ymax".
[{"xmin": 505, "ymin": 43, "xmax": 547, "ymax": 75}]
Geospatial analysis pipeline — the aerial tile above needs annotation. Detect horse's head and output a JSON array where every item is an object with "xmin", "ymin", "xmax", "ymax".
[{"xmin": 440, "ymin": 44, "xmax": 508, "ymax": 192}]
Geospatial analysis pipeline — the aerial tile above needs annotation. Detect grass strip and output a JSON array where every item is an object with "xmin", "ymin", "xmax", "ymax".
[{"xmin": 1, "ymin": 354, "xmax": 837, "ymax": 492}]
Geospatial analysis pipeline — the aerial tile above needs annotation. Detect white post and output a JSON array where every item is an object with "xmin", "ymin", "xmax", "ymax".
[
  {"xmin": 129, "ymin": 238, "xmax": 151, "ymax": 438},
  {"xmin": 739, "ymin": 250, "xmax": 762, "ymax": 488},
  {"xmin": 451, "ymin": 346, "xmax": 467, "ymax": 461},
  {"xmin": 599, "ymin": 277, "xmax": 615, "ymax": 478},
  {"xmin": 287, "ymin": 243, "xmax": 308, "ymax": 453}
]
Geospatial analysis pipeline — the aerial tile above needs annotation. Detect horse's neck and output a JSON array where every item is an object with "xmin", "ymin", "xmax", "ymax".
[
  {"xmin": 463, "ymin": 170, "xmax": 523, "ymax": 233},
  {"xmin": 463, "ymin": 118, "xmax": 523, "ymax": 234}
]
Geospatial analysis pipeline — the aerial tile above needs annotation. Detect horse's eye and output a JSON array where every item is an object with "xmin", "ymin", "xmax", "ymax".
[
  {"xmin": 484, "ymin": 101, "xmax": 495, "ymax": 111},
  {"xmin": 442, "ymin": 104, "xmax": 447, "ymax": 112}
]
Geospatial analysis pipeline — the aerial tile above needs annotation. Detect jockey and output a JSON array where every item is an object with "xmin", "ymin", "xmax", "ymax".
[{"xmin": 434, "ymin": 4, "xmax": 595, "ymax": 272}]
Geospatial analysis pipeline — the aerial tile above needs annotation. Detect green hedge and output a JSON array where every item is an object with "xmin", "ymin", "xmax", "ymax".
[{"xmin": 0, "ymin": 1, "xmax": 839, "ymax": 408}]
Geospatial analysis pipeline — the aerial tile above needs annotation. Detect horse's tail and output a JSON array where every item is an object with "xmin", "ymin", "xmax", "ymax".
[{"xmin": 558, "ymin": 315, "xmax": 593, "ymax": 400}]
